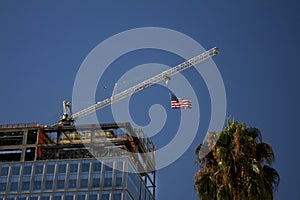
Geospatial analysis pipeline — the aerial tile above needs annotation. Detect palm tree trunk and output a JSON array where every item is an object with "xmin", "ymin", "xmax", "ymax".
[
  {"xmin": 233, "ymin": 129, "xmax": 242, "ymax": 200},
  {"xmin": 233, "ymin": 172, "xmax": 241, "ymax": 200},
  {"xmin": 233, "ymin": 187, "xmax": 240, "ymax": 200}
]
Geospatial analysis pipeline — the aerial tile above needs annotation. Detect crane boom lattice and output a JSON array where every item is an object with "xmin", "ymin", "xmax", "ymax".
[{"xmin": 62, "ymin": 47, "xmax": 218, "ymax": 124}]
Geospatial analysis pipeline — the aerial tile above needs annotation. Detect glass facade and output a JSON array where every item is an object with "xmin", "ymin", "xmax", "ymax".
[{"xmin": 0, "ymin": 158, "xmax": 154, "ymax": 200}]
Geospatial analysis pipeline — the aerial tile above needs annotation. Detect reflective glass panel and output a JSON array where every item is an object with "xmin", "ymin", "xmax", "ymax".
[
  {"xmin": 21, "ymin": 178, "xmax": 30, "ymax": 191},
  {"xmin": 30, "ymin": 194, "xmax": 39, "ymax": 200},
  {"xmin": 104, "ymin": 172, "xmax": 112, "ymax": 188},
  {"xmin": 68, "ymin": 174, "xmax": 77, "ymax": 189},
  {"xmin": 35, "ymin": 163, "xmax": 44, "ymax": 174},
  {"xmin": 101, "ymin": 191, "xmax": 110, "ymax": 200},
  {"xmin": 81, "ymin": 161, "xmax": 90, "ymax": 173},
  {"xmin": 10, "ymin": 175, "xmax": 19, "ymax": 192},
  {"xmin": 33, "ymin": 180, "xmax": 42, "ymax": 190},
  {"xmin": 53, "ymin": 193, "xmax": 63, "ymax": 200},
  {"xmin": 58, "ymin": 162, "xmax": 66, "ymax": 173},
  {"xmin": 0, "ymin": 183, "xmax": 6, "ymax": 192},
  {"xmin": 113, "ymin": 192, "xmax": 122, "ymax": 200},
  {"xmin": 10, "ymin": 182, "xmax": 18, "ymax": 192},
  {"xmin": 0, "ymin": 165, "xmax": 9, "ymax": 176},
  {"xmin": 18, "ymin": 195, "xmax": 27, "ymax": 200},
  {"xmin": 89, "ymin": 192, "xmax": 98, "ymax": 200},
  {"xmin": 56, "ymin": 180, "xmax": 65, "ymax": 190},
  {"xmin": 41, "ymin": 195, "xmax": 50, "ymax": 200},
  {"xmin": 91, "ymin": 173, "xmax": 100, "ymax": 188},
  {"xmin": 70, "ymin": 162, "xmax": 78, "ymax": 173},
  {"xmin": 104, "ymin": 163, "xmax": 113, "ymax": 172},
  {"xmin": 65, "ymin": 192, "xmax": 74, "ymax": 200},
  {"xmin": 23, "ymin": 163, "xmax": 32, "ymax": 175},
  {"xmin": 6, "ymin": 195, "xmax": 15, "ymax": 200},
  {"xmin": 92, "ymin": 161, "xmax": 101, "ymax": 172},
  {"xmin": 45, "ymin": 180, "xmax": 53, "ymax": 190},
  {"xmin": 46, "ymin": 162, "xmax": 55, "ymax": 174},
  {"xmin": 115, "ymin": 172, "xmax": 123, "ymax": 187},
  {"xmin": 56, "ymin": 174, "xmax": 65, "ymax": 190},
  {"xmin": 77, "ymin": 192, "xmax": 86, "ymax": 200},
  {"xmin": 12, "ymin": 164, "xmax": 20, "ymax": 175}
]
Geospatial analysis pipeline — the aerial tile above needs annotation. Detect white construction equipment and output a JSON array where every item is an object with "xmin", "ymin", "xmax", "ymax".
[{"xmin": 59, "ymin": 47, "xmax": 219, "ymax": 125}]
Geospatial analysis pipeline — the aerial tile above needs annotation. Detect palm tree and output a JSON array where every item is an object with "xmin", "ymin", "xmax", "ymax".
[{"xmin": 194, "ymin": 119, "xmax": 280, "ymax": 200}]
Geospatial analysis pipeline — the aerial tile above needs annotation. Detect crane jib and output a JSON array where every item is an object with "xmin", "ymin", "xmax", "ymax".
[{"xmin": 70, "ymin": 47, "xmax": 218, "ymax": 121}]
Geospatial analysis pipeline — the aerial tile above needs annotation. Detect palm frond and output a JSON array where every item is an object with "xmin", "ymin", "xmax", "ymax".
[
  {"xmin": 256, "ymin": 142, "xmax": 275, "ymax": 164},
  {"xmin": 194, "ymin": 119, "xmax": 280, "ymax": 200}
]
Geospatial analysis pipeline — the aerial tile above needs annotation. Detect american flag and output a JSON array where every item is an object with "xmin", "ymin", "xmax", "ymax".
[{"xmin": 170, "ymin": 93, "xmax": 192, "ymax": 109}]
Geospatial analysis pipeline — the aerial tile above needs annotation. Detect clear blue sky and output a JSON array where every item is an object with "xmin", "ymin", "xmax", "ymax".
[{"xmin": 1, "ymin": 1, "xmax": 299, "ymax": 199}]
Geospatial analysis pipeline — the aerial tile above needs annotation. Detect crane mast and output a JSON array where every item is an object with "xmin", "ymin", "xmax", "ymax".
[{"xmin": 59, "ymin": 47, "xmax": 218, "ymax": 125}]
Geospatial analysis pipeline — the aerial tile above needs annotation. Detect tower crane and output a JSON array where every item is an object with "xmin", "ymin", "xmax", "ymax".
[{"xmin": 58, "ymin": 47, "xmax": 219, "ymax": 126}]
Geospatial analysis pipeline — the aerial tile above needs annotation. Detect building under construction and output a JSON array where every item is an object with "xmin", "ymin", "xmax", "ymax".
[
  {"xmin": 0, "ymin": 47, "xmax": 219, "ymax": 200},
  {"xmin": 0, "ymin": 122, "xmax": 156, "ymax": 200}
]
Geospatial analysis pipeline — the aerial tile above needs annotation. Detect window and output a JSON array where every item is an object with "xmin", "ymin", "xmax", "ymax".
[
  {"xmin": 0, "ymin": 165, "xmax": 8, "ymax": 192},
  {"xmin": 10, "ymin": 175, "xmax": 19, "ymax": 192},
  {"xmin": 10, "ymin": 182, "xmax": 18, "ymax": 192},
  {"xmin": 41, "ymin": 195, "xmax": 50, "ymax": 200},
  {"xmin": 6, "ymin": 195, "xmax": 16, "ymax": 200},
  {"xmin": 115, "ymin": 172, "xmax": 123, "ymax": 187},
  {"xmin": 104, "ymin": 163, "xmax": 113, "ymax": 172},
  {"xmin": 80, "ymin": 178, "xmax": 88, "ymax": 189},
  {"xmin": 29, "ymin": 194, "xmax": 39, "ymax": 200},
  {"xmin": 104, "ymin": 177, "xmax": 112, "ymax": 188},
  {"xmin": 68, "ymin": 161, "xmax": 78, "ymax": 189},
  {"xmin": 70, "ymin": 162, "xmax": 78, "ymax": 173},
  {"xmin": 92, "ymin": 161, "xmax": 101, "ymax": 172},
  {"xmin": 91, "ymin": 173, "xmax": 100, "ymax": 188},
  {"xmin": 89, "ymin": 192, "xmax": 98, "ymax": 200},
  {"xmin": 104, "ymin": 172, "xmax": 112, "ymax": 188},
  {"xmin": 0, "ymin": 183, "xmax": 6, "ymax": 191},
  {"xmin": 46, "ymin": 162, "xmax": 55, "ymax": 174},
  {"xmin": 81, "ymin": 161, "xmax": 90, "ymax": 173},
  {"xmin": 23, "ymin": 164, "xmax": 32, "ymax": 175},
  {"xmin": 127, "ymin": 172, "xmax": 139, "ymax": 200},
  {"xmin": 0, "ymin": 165, "xmax": 9, "ymax": 176},
  {"xmin": 68, "ymin": 179, "xmax": 77, "ymax": 189},
  {"xmin": 18, "ymin": 195, "xmax": 27, "ymax": 200},
  {"xmin": 80, "ymin": 174, "xmax": 89, "ymax": 189},
  {"xmin": 65, "ymin": 193, "xmax": 74, "ymax": 200},
  {"xmin": 35, "ymin": 163, "xmax": 44, "ymax": 174},
  {"xmin": 116, "ymin": 159, "xmax": 123, "ymax": 171},
  {"xmin": 21, "ymin": 177, "xmax": 30, "ymax": 191},
  {"xmin": 58, "ymin": 162, "xmax": 67, "ymax": 173},
  {"xmin": 32, "ymin": 170, "xmax": 43, "ymax": 191},
  {"xmin": 56, "ymin": 174, "xmax": 65, "ymax": 190},
  {"xmin": 116, "ymin": 177, "xmax": 123, "ymax": 187},
  {"xmin": 52, "ymin": 193, "xmax": 63, "ymax": 200},
  {"xmin": 33, "ymin": 180, "xmax": 42, "ymax": 190},
  {"xmin": 44, "ymin": 175, "xmax": 54, "ymax": 190},
  {"xmin": 68, "ymin": 174, "xmax": 77, "ymax": 189},
  {"xmin": 12, "ymin": 164, "xmax": 20, "ymax": 175},
  {"xmin": 21, "ymin": 168, "xmax": 31, "ymax": 191},
  {"xmin": 113, "ymin": 191, "xmax": 122, "ymax": 200},
  {"xmin": 56, "ymin": 180, "xmax": 65, "ymax": 190},
  {"xmin": 77, "ymin": 192, "xmax": 86, "ymax": 200},
  {"xmin": 101, "ymin": 191, "xmax": 110, "ymax": 200}
]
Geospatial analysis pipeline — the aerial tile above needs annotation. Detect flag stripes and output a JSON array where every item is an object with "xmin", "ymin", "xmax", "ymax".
[{"xmin": 170, "ymin": 93, "xmax": 192, "ymax": 109}]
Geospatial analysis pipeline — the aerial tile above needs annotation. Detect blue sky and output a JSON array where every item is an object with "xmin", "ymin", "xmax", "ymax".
[{"xmin": 1, "ymin": 1, "xmax": 300, "ymax": 199}]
